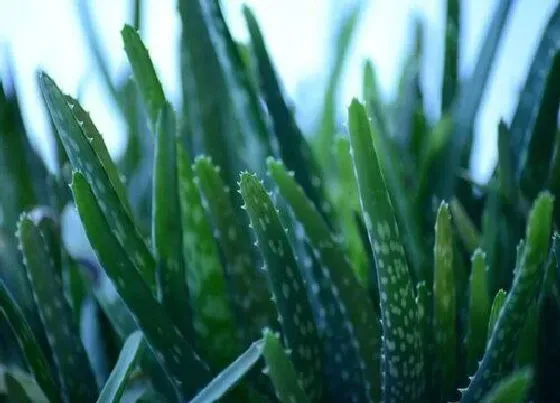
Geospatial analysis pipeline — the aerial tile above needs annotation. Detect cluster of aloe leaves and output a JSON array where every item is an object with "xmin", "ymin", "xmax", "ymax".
[{"xmin": 1, "ymin": 0, "xmax": 560, "ymax": 402}]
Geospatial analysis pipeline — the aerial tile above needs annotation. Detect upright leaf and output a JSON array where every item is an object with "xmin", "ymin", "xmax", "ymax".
[
  {"xmin": 461, "ymin": 192, "xmax": 553, "ymax": 402},
  {"xmin": 152, "ymin": 102, "xmax": 193, "ymax": 342},
  {"xmin": 239, "ymin": 172, "xmax": 324, "ymax": 401},
  {"xmin": 487, "ymin": 289, "xmax": 507, "ymax": 344},
  {"xmin": 193, "ymin": 156, "xmax": 276, "ymax": 344},
  {"xmin": 442, "ymin": 0, "xmax": 460, "ymax": 111},
  {"xmin": 17, "ymin": 214, "xmax": 98, "ymax": 402},
  {"xmin": 96, "ymin": 331, "xmax": 145, "ymax": 403},
  {"xmin": 71, "ymin": 172, "xmax": 210, "ymax": 400},
  {"xmin": 0, "ymin": 281, "xmax": 59, "ymax": 403},
  {"xmin": 268, "ymin": 157, "xmax": 381, "ymax": 402},
  {"xmin": 480, "ymin": 368, "xmax": 533, "ymax": 403},
  {"xmin": 348, "ymin": 99, "xmax": 424, "ymax": 401},
  {"xmin": 433, "ymin": 202, "xmax": 456, "ymax": 400}
]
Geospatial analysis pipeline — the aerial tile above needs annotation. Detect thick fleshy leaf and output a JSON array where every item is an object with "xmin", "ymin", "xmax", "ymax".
[
  {"xmin": 1, "ymin": 368, "xmax": 49, "ymax": 403},
  {"xmin": 442, "ymin": 0, "xmax": 460, "ymax": 111},
  {"xmin": 461, "ymin": 192, "xmax": 553, "ymax": 402},
  {"xmin": 0, "ymin": 281, "xmax": 59, "ymax": 403},
  {"xmin": 480, "ymin": 368, "xmax": 533, "ymax": 403},
  {"xmin": 261, "ymin": 330, "xmax": 310, "ymax": 403},
  {"xmin": 348, "ymin": 99, "xmax": 424, "ymax": 401},
  {"xmin": 239, "ymin": 172, "xmax": 324, "ymax": 401},
  {"xmin": 268, "ymin": 157, "xmax": 380, "ymax": 402},
  {"xmin": 152, "ymin": 102, "xmax": 193, "ymax": 341},
  {"xmin": 71, "ymin": 172, "xmax": 209, "ymax": 400}
]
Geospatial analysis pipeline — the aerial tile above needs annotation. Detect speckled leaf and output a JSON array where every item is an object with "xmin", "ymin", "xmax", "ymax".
[
  {"xmin": 193, "ymin": 156, "xmax": 275, "ymax": 344},
  {"xmin": 242, "ymin": 6, "xmax": 333, "ymax": 225},
  {"xmin": 97, "ymin": 331, "xmax": 145, "ymax": 403},
  {"xmin": 2, "ymin": 369, "xmax": 49, "ymax": 403},
  {"xmin": 177, "ymin": 148, "xmax": 238, "ymax": 367},
  {"xmin": 465, "ymin": 249, "xmax": 491, "ymax": 374},
  {"xmin": 17, "ymin": 214, "xmax": 98, "ymax": 402},
  {"xmin": 433, "ymin": 202, "xmax": 456, "ymax": 400},
  {"xmin": 38, "ymin": 73, "xmax": 155, "ymax": 292},
  {"xmin": 261, "ymin": 330, "xmax": 310, "ymax": 403},
  {"xmin": 450, "ymin": 198, "xmax": 481, "ymax": 254},
  {"xmin": 480, "ymin": 368, "xmax": 533, "ymax": 403},
  {"xmin": 153, "ymin": 102, "xmax": 193, "ymax": 342},
  {"xmin": 268, "ymin": 157, "xmax": 380, "ymax": 402},
  {"xmin": 71, "ymin": 172, "xmax": 210, "ymax": 399},
  {"xmin": 416, "ymin": 281, "xmax": 435, "ymax": 402},
  {"xmin": 121, "ymin": 24, "xmax": 165, "ymax": 126},
  {"xmin": 190, "ymin": 339, "xmax": 264, "ymax": 403},
  {"xmin": 239, "ymin": 172, "xmax": 323, "ymax": 401},
  {"xmin": 348, "ymin": 99, "xmax": 424, "ymax": 402},
  {"xmin": 0, "ymin": 281, "xmax": 59, "ymax": 403},
  {"xmin": 460, "ymin": 192, "xmax": 553, "ymax": 403}
]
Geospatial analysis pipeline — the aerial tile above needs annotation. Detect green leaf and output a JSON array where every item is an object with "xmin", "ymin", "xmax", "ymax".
[
  {"xmin": 497, "ymin": 120, "xmax": 515, "ymax": 202},
  {"xmin": 510, "ymin": 4, "xmax": 560, "ymax": 183},
  {"xmin": 450, "ymin": 198, "xmax": 481, "ymax": 254},
  {"xmin": 0, "ymin": 281, "xmax": 59, "ymax": 403},
  {"xmin": 17, "ymin": 214, "xmax": 98, "ymax": 402},
  {"xmin": 38, "ymin": 73, "xmax": 155, "ymax": 292},
  {"xmin": 460, "ymin": 192, "xmax": 554, "ymax": 403},
  {"xmin": 487, "ymin": 289, "xmax": 507, "ymax": 344},
  {"xmin": 193, "ymin": 156, "xmax": 276, "ymax": 344},
  {"xmin": 435, "ymin": 0, "xmax": 515, "ymax": 198},
  {"xmin": 442, "ymin": 0, "xmax": 460, "ymax": 111},
  {"xmin": 152, "ymin": 102, "xmax": 194, "ymax": 342},
  {"xmin": 177, "ymin": 147, "xmax": 238, "ymax": 368},
  {"xmin": 465, "ymin": 249, "xmax": 491, "ymax": 374},
  {"xmin": 267, "ymin": 157, "xmax": 381, "ymax": 402},
  {"xmin": 261, "ymin": 330, "xmax": 310, "ymax": 403},
  {"xmin": 415, "ymin": 281, "xmax": 435, "ymax": 402},
  {"xmin": 97, "ymin": 331, "xmax": 145, "ymax": 403},
  {"xmin": 347, "ymin": 99, "xmax": 424, "ymax": 401},
  {"xmin": 121, "ymin": 24, "xmax": 165, "ymax": 127},
  {"xmin": 480, "ymin": 368, "xmax": 533, "ymax": 403},
  {"xmin": 1, "ymin": 368, "xmax": 49, "ymax": 403},
  {"xmin": 239, "ymin": 172, "xmax": 323, "ymax": 400},
  {"xmin": 314, "ymin": 1, "xmax": 363, "ymax": 167},
  {"xmin": 71, "ymin": 172, "xmax": 210, "ymax": 399},
  {"xmin": 433, "ymin": 202, "xmax": 456, "ymax": 399},
  {"xmin": 190, "ymin": 339, "xmax": 264, "ymax": 403},
  {"xmin": 242, "ymin": 6, "xmax": 333, "ymax": 225}
]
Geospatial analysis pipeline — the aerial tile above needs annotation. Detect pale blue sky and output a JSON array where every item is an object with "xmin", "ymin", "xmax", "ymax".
[{"xmin": 0, "ymin": 0, "xmax": 557, "ymax": 183}]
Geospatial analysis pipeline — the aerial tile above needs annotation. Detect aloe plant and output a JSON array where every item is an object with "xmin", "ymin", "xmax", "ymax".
[{"xmin": 1, "ymin": 1, "xmax": 560, "ymax": 402}]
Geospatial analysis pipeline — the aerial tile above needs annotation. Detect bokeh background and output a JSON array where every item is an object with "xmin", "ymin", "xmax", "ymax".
[{"xmin": 0, "ymin": 0, "xmax": 556, "ymax": 183}]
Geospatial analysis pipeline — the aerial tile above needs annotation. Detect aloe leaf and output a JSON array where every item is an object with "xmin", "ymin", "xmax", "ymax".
[
  {"xmin": 176, "ymin": 147, "xmax": 238, "ymax": 368},
  {"xmin": 510, "ymin": 5, "xmax": 560, "ymax": 182},
  {"xmin": 435, "ymin": 0, "xmax": 515, "ymax": 198},
  {"xmin": 1, "ymin": 369, "xmax": 49, "ymax": 403},
  {"xmin": 121, "ymin": 24, "xmax": 165, "ymax": 127},
  {"xmin": 460, "ymin": 192, "xmax": 553, "ymax": 403},
  {"xmin": 190, "ymin": 339, "xmax": 264, "ymax": 403},
  {"xmin": 442, "ymin": 0, "xmax": 460, "ymax": 111},
  {"xmin": 0, "ymin": 281, "xmax": 59, "ymax": 403},
  {"xmin": 242, "ymin": 6, "xmax": 333, "ymax": 225},
  {"xmin": 152, "ymin": 102, "xmax": 194, "ymax": 341},
  {"xmin": 348, "ymin": 99, "xmax": 424, "ymax": 401},
  {"xmin": 416, "ymin": 281, "xmax": 435, "ymax": 401},
  {"xmin": 17, "ymin": 214, "xmax": 98, "ymax": 402},
  {"xmin": 516, "ymin": 301, "xmax": 538, "ymax": 367},
  {"xmin": 261, "ymin": 329, "xmax": 310, "ymax": 403},
  {"xmin": 497, "ymin": 121, "xmax": 515, "ymax": 202},
  {"xmin": 178, "ymin": 0, "xmax": 240, "ymax": 193},
  {"xmin": 451, "ymin": 198, "xmax": 481, "ymax": 254},
  {"xmin": 465, "ymin": 249, "xmax": 491, "ymax": 374},
  {"xmin": 487, "ymin": 289, "xmax": 507, "ymax": 344},
  {"xmin": 193, "ymin": 156, "xmax": 276, "ymax": 344},
  {"xmin": 314, "ymin": 1, "xmax": 363, "ymax": 167},
  {"xmin": 38, "ymin": 73, "xmax": 155, "ymax": 291},
  {"xmin": 433, "ymin": 202, "xmax": 457, "ymax": 400},
  {"xmin": 480, "ymin": 368, "xmax": 533, "ymax": 403},
  {"xmin": 239, "ymin": 172, "xmax": 324, "ymax": 400},
  {"xmin": 71, "ymin": 172, "xmax": 210, "ymax": 399},
  {"xmin": 97, "ymin": 331, "xmax": 145, "ymax": 403},
  {"xmin": 268, "ymin": 157, "xmax": 381, "ymax": 402}
]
